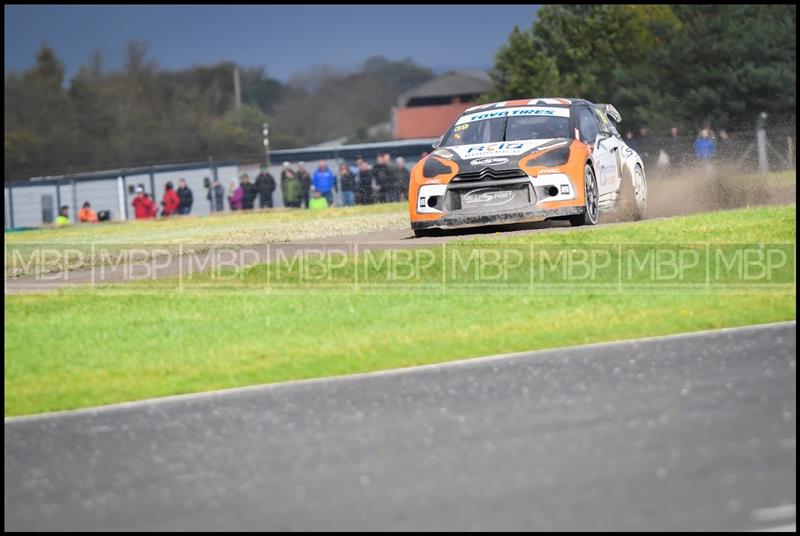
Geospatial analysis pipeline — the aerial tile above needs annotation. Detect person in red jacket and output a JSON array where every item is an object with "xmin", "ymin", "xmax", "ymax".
[
  {"xmin": 161, "ymin": 182, "xmax": 180, "ymax": 217},
  {"xmin": 132, "ymin": 187, "xmax": 157, "ymax": 219}
]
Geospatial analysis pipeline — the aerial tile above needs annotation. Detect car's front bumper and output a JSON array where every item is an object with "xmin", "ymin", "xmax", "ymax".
[{"xmin": 410, "ymin": 205, "xmax": 584, "ymax": 230}]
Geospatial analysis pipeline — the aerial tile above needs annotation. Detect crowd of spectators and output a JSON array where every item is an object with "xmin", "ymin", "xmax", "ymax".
[
  {"xmin": 218, "ymin": 153, "xmax": 412, "ymax": 213},
  {"xmin": 623, "ymin": 122, "xmax": 733, "ymax": 171}
]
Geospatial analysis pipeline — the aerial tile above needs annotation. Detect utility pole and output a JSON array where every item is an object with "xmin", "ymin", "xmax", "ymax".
[
  {"xmin": 262, "ymin": 122, "xmax": 270, "ymax": 168},
  {"xmin": 756, "ymin": 112, "xmax": 769, "ymax": 174},
  {"xmin": 233, "ymin": 67, "xmax": 241, "ymax": 110}
]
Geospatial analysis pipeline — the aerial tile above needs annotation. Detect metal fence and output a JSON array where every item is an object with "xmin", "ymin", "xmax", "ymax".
[{"xmin": 4, "ymin": 138, "xmax": 438, "ymax": 229}]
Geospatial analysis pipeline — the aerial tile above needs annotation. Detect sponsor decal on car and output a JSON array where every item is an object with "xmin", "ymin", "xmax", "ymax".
[
  {"xmin": 470, "ymin": 157, "xmax": 510, "ymax": 166},
  {"xmin": 455, "ymin": 106, "xmax": 570, "ymax": 125},
  {"xmin": 463, "ymin": 188, "xmax": 516, "ymax": 206},
  {"xmin": 538, "ymin": 167, "xmax": 562, "ymax": 174},
  {"xmin": 466, "ymin": 142, "xmax": 525, "ymax": 154},
  {"xmin": 450, "ymin": 139, "xmax": 556, "ymax": 159}
]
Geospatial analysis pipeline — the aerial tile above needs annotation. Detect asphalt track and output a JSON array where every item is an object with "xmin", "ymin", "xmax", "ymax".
[{"xmin": 5, "ymin": 321, "xmax": 796, "ymax": 531}]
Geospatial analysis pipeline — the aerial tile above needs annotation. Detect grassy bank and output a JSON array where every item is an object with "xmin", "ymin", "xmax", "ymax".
[
  {"xmin": 5, "ymin": 202, "xmax": 407, "ymax": 277},
  {"xmin": 4, "ymin": 205, "xmax": 796, "ymax": 416}
]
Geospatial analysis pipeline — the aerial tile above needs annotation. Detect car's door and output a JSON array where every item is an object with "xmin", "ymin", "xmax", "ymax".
[
  {"xmin": 576, "ymin": 106, "xmax": 619, "ymax": 198},
  {"xmin": 591, "ymin": 107, "xmax": 626, "ymax": 194}
]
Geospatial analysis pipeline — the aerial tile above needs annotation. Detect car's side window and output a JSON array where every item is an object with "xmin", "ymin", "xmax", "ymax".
[
  {"xmin": 577, "ymin": 108, "xmax": 600, "ymax": 144},
  {"xmin": 592, "ymin": 108, "xmax": 620, "ymax": 137}
]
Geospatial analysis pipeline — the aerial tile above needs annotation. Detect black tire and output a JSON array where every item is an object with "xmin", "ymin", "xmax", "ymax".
[
  {"xmin": 569, "ymin": 164, "xmax": 599, "ymax": 227},
  {"xmin": 616, "ymin": 163, "xmax": 647, "ymax": 221}
]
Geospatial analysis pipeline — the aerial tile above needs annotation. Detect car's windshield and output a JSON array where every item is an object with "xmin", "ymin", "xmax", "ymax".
[{"xmin": 441, "ymin": 107, "xmax": 570, "ymax": 147}]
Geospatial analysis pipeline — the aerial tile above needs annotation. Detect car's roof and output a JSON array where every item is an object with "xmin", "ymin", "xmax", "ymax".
[{"xmin": 463, "ymin": 98, "xmax": 592, "ymax": 114}]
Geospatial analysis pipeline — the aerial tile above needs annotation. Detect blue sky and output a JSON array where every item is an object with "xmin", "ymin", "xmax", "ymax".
[{"xmin": 5, "ymin": 5, "xmax": 541, "ymax": 81}]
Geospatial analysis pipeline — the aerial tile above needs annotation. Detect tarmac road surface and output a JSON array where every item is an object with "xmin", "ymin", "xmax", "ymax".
[{"xmin": 4, "ymin": 322, "xmax": 796, "ymax": 531}]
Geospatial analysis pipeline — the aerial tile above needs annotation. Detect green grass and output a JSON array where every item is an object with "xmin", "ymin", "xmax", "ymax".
[{"xmin": 4, "ymin": 205, "xmax": 796, "ymax": 417}]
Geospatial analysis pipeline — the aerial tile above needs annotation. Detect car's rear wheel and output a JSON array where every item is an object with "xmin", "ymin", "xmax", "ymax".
[
  {"xmin": 569, "ymin": 164, "xmax": 599, "ymax": 227},
  {"xmin": 616, "ymin": 163, "xmax": 647, "ymax": 221}
]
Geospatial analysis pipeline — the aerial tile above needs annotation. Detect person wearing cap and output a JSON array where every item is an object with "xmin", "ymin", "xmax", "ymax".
[
  {"xmin": 132, "ymin": 186, "xmax": 157, "ymax": 219},
  {"xmin": 296, "ymin": 161, "xmax": 311, "ymax": 209},
  {"xmin": 78, "ymin": 201, "xmax": 99, "ymax": 223},
  {"xmin": 55, "ymin": 205, "xmax": 71, "ymax": 226},
  {"xmin": 281, "ymin": 162, "xmax": 302, "ymax": 208},
  {"xmin": 254, "ymin": 164, "xmax": 276, "ymax": 209},
  {"xmin": 160, "ymin": 181, "xmax": 180, "ymax": 217}
]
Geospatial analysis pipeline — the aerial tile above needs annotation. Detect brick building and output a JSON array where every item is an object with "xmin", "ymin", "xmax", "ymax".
[{"xmin": 392, "ymin": 70, "xmax": 493, "ymax": 140}]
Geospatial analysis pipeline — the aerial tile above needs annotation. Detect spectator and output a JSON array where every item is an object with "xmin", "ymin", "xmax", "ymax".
[
  {"xmin": 338, "ymin": 162, "xmax": 356, "ymax": 206},
  {"xmin": 311, "ymin": 160, "xmax": 336, "ymax": 206},
  {"xmin": 281, "ymin": 162, "xmax": 302, "ymax": 208},
  {"xmin": 391, "ymin": 157, "xmax": 410, "ymax": 202},
  {"xmin": 308, "ymin": 186, "xmax": 329, "ymax": 210},
  {"xmin": 371, "ymin": 154, "xmax": 392, "ymax": 203},
  {"xmin": 666, "ymin": 126, "xmax": 685, "ymax": 168},
  {"xmin": 254, "ymin": 164, "xmax": 276, "ymax": 209},
  {"xmin": 161, "ymin": 182, "xmax": 180, "ymax": 217},
  {"xmin": 132, "ymin": 186, "xmax": 157, "ymax": 219},
  {"xmin": 240, "ymin": 174, "xmax": 258, "ymax": 210},
  {"xmin": 78, "ymin": 201, "xmax": 99, "ymax": 223},
  {"xmin": 356, "ymin": 159, "xmax": 374, "ymax": 205},
  {"xmin": 228, "ymin": 179, "xmax": 243, "ymax": 211},
  {"xmin": 296, "ymin": 162, "xmax": 311, "ymax": 209},
  {"xmin": 702, "ymin": 120, "xmax": 717, "ymax": 142},
  {"xmin": 144, "ymin": 193, "xmax": 158, "ymax": 218},
  {"xmin": 176, "ymin": 178, "xmax": 193, "ymax": 215},
  {"xmin": 55, "ymin": 205, "xmax": 70, "ymax": 226},
  {"xmin": 717, "ymin": 129, "xmax": 731, "ymax": 161},
  {"xmin": 207, "ymin": 178, "xmax": 225, "ymax": 212},
  {"xmin": 636, "ymin": 125, "xmax": 653, "ymax": 168},
  {"xmin": 694, "ymin": 128, "xmax": 716, "ymax": 161}
]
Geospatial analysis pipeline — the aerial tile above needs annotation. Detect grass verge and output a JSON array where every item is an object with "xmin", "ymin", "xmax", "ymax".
[{"xmin": 4, "ymin": 205, "xmax": 796, "ymax": 417}]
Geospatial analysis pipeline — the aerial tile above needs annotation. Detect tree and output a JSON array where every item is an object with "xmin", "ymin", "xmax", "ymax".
[
  {"xmin": 486, "ymin": 25, "xmax": 559, "ymax": 101},
  {"xmin": 487, "ymin": 5, "xmax": 795, "ymax": 134},
  {"xmin": 632, "ymin": 5, "xmax": 796, "ymax": 131}
]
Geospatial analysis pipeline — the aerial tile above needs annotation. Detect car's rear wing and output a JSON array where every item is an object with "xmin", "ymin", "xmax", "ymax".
[{"xmin": 597, "ymin": 104, "xmax": 622, "ymax": 123}]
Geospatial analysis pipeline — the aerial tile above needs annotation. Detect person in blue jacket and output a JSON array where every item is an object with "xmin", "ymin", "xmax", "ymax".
[
  {"xmin": 312, "ymin": 160, "xmax": 337, "ymax": 206},
  {"xmin": 693, "ymin": 129, "xmax": 716, "ymax": 161}
]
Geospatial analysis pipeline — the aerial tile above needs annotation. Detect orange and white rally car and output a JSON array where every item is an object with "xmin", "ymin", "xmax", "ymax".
[{"xmin": 408, "ymin": 98, "xmax": 647, "ymax": 237}]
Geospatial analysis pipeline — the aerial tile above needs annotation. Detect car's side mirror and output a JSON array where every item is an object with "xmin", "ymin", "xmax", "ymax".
[
  {"xmin": 594, "ymin": 131, "xmax": 612, "ymax": 150},
  {"xmin": 431, "ymin": 142, "xmax": 439, "ymax": 149}
]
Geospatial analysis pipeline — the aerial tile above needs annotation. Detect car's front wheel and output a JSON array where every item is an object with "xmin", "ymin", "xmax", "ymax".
[
  {"xmin": 616, "ymin": 163, "xmax": 647, "ymax": 221},
  {"xmin": 569, "ymin": 164, "xmax": 599, "ymax": 227}
]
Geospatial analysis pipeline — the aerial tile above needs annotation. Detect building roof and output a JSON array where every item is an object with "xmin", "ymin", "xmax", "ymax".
[{"xmin": 398, "ymin": 70, "xmax": 493, "ymax": 107}]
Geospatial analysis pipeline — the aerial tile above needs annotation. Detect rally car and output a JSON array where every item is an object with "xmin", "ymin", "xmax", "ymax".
[{"xmin": 408, "ymin": 98, "xmax": 647, "ymax": 237}]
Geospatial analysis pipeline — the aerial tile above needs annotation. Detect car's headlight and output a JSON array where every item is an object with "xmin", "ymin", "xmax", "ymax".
[
  {"xmin": 527, "ymin": 146, "xmax": 571, "ymax": 167},
  {"xmin": 422, "ymin": 157, "xmax": 453, "ymax": 178}
]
